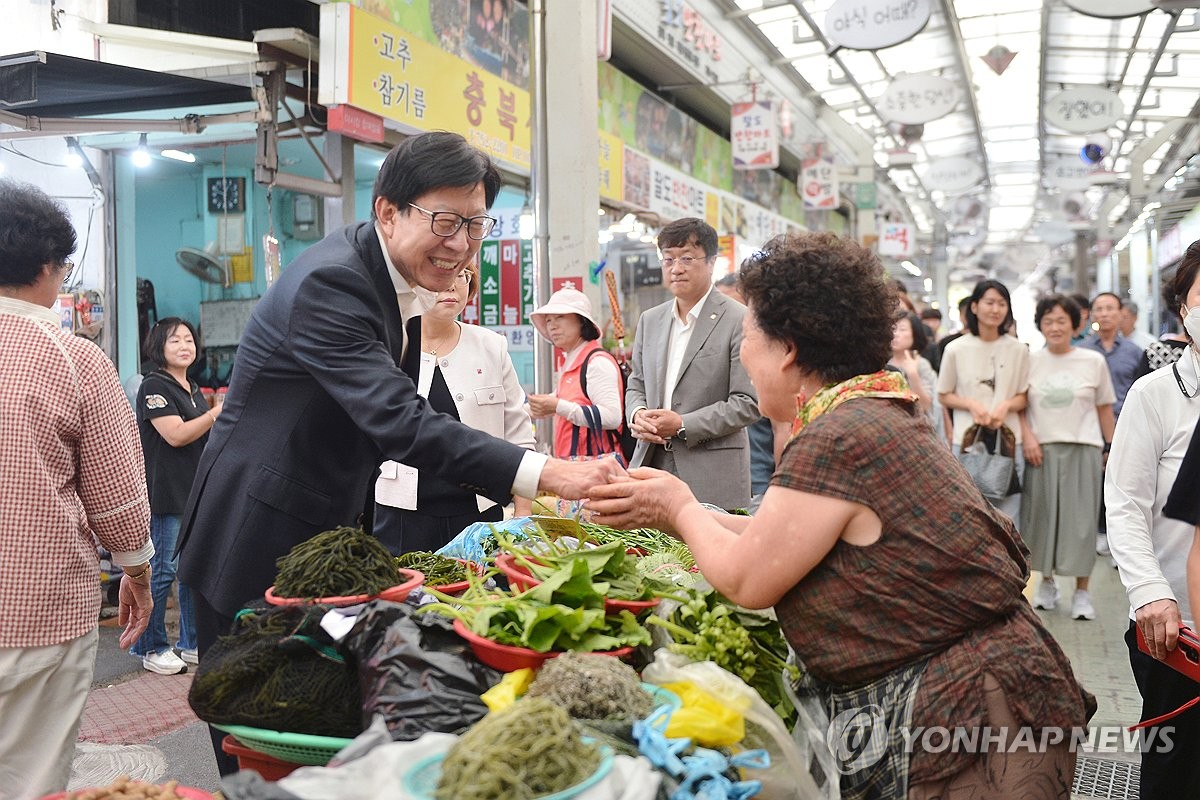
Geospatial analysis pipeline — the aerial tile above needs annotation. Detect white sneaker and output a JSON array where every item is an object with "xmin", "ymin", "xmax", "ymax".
[
  {"xmin": 1072, "ymin": 590, "xmax": 1096, "ymax": 621},
  {"xmin": 1096, "ymin": 533, "xmax": 1111, "ymax": 556},
  {"xmin": 180, "ymin": 648, "xmax": 199, "ymax": 665},
  {"xmin": 142, "ymin": 649, "xmax": 187, "ymax": 675},
  {"xmin": 1033, "ymin": 579, "xmax": 1060, "ymax": 610}
]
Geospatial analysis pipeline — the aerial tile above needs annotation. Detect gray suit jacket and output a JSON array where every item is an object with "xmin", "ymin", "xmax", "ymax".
[{"xmin": 625, "ymin": 290, "xmax": 759, "ymax": 509}]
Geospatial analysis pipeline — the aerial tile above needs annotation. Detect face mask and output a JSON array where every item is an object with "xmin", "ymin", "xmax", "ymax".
[{"xmin": 1184, "ymin": 304, "xmax": 1200, "ymax": 343}]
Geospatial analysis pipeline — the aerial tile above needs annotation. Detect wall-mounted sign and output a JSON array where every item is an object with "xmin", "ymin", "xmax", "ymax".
[
  {"xmin": 1062, "ymin": 0, "xmax": 1154, "ymax": 18},
  {"xmin": 921, "ymin": 156, "xmax": 982, "ymax": 195},
  {"xmin": 879, "ymin": 74, "xmax": 958, "ymax": 125},
  {"xmin": 326, "ymin": 105, "xmax": 385, "ymax": 144},
  {"xmin": 824, "ymin": 0, "xmax": 931, "ymax": 51},
  {"xmin": 800, "ymin": 157, "xmax": 839, "ymax": 209},
  {"xmin": 598, "ymin": 131, "xmax": 624, "ymax": 203},
  {"xmin": 731, "ymin": 100, "xmax": 779, "ymax": 170},
  {"xmin": 1044, "ymin": 157, "xmax": 1096, "ymax": 191},
  {"xmin": 878, "ymin": 222, "xmax": 914, "ymax": 257},
  {"xmin": 1044, "ymin": 87, "xmax": 1124, "ymax": 134}
]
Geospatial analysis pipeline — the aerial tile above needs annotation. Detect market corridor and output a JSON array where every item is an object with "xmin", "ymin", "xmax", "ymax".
[{"xmin": 71, "ymin": 562, "xmax": 1145, "ymax": 799}]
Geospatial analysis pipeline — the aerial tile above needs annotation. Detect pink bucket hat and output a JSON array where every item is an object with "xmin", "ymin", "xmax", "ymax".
[{"xmin": 530, "ymin": 287, "xmax": 599, "ymax": 342}]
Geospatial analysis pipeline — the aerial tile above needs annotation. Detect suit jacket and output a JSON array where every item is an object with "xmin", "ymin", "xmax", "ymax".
[
  {"xmin": 377, "ymin": 322, "xmax": 534, "ymax": 514},
  {"xmin": 177, "ymin": 222, "xmax": 526, "ymax": 616},
  {"xmin": 625, "ymin": 290, "xmax": 759, "ymax": 510}
]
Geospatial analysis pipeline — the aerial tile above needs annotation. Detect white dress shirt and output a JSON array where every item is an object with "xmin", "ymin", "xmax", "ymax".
[
  {"xmin": 375, "ymin": 226, "xmax": 546, "ymax": 500},
  {"xmin": 662, "ymin": 285, "xmax": 714, "ymax": 413}
]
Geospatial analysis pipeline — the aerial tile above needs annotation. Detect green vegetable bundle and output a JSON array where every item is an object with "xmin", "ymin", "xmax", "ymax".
[
  {"xmin": 395, "ymin": 551, "xmax": 468, "ymax": 586},
  {"xmin": 526, "ymin": 652, "xmax": 654, "ymax": 721},
  {"xmin": 273, "ymin": 526, "xmax": 400, "ymax": 599},
  {"xmin": 421, "ymin": 559, "xmax": 651, "ymax": 653},
  {"xmin": 435, "ymin": 698, "xmax": 600, "ymax": 800},
  {"xmin": 578, "ymin": 522, "xmax": 696, "ymax": 571},
  {"xmin": 649, "ymin": 589, "xmax": 801, "ymax": 726},
  {"xmin": 502, "ymin": 535, "xmax": 666, "ymax": 600}
]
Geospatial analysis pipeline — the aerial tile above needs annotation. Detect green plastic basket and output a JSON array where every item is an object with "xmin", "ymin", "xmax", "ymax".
[
  {"xmin": 212, "ymin": 724, "xmax": 354, "ymax": 766},
  {"xmin": 404, "ymin": 744, "xmax": 614, "ymax": 800}
]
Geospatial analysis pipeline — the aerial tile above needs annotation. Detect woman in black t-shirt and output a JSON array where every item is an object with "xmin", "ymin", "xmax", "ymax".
[{"xmin": 130, "ymin": 318, "xmax": 220, "ymax": 675}]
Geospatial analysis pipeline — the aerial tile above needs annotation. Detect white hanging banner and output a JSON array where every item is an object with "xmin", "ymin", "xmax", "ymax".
[
  {"xmin": 731, "ymin": 100, "xmax": 779, "ymax": 170},
  {"xmin": 1045, "ymin": 157, "xmax": 1096, "ymax": 191},
  {"xmin": 1062, "ymin": 0, "xmax": 1153, "ymax": 18},
  {"xmin": 824, "ymin": 0, "xmax": 932, "ymax": 51},
  {"xmin": 879, "ymin": 222, "xmax": 915, "ymax": 257},
  {"xmin": 1044, "ymin": 87, "xmax": 1124, "ymax": 134},
  {"xmin": 879, "ymin": 74, "xmax": 959, "ymax": 125},
  {"xmin": 799, "ymin": 156, "xmax": 839, "ymax": 209},
  {"xmin": 921, "ymin": 156, "xmax": 982, "ymax": 195}
]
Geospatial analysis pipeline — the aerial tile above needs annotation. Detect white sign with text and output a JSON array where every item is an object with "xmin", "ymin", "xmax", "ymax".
[
  {"xmin": 921, "ymin": 156, "xmax": 982, "ymax": 195},
  {"xmin": 1044, "ymin": 87, "xmax": 1124, "ymax": 134},
  {"xmin": 1062, "ymin": 0, "xmax": 1153, "ymax": 19},
  {"xmin": 824, "ymin": 0, "xmax": 931, "ymax": 51},
  {"xmin": 879, "ymin": 74, "xmax": 959, "ymax": 125}
]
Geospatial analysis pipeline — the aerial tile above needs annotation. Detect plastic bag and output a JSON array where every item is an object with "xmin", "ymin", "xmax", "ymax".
[
  {"xmin": 436, "ymin": 516, "xmax": 536, "ymax": 563},
  {"xmin": 659, "ymin": 681, "xmax": 745, "ymax": 747},
  {"xmin": 341, "ymin": 600, "xmax": 502, "ymax": 740},
  {"xmin": 642, "ymin": 651, "xmax": 825, "ymax": 800},
  {"xmin": 480, "ymin": 668, "xmax": 535, "ymax": 712}
]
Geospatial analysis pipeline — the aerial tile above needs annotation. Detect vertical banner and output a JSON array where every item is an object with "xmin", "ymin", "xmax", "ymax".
[
  {"xmin": 500, "ymin": 240, "xmax": 522, "ymax": 327},
  {"xmin": 520, "ymin": 240, "xmax": 535, "ymax": 325},
  {"xmin": 800, "ymin": 156, "xmax": 839, "ymax": 209},
  {"xmin": 731, "ymin": 100, "xmax": 779, "ymax": 170},
  {"xmin": 479, "ymin": 240, "xmax": 501, "ymax": 327},
  {"xmin": 878, "ymin": 223, "xmax": 914, "ymax": 257}
]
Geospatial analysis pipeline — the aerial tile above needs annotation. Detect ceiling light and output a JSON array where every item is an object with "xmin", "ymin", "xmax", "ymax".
[
  {"xmin": 901, "ymin": 260, "xmax": 922, "ymax": 276},
  {"xmin": 131, "ymin": 133, "xmax": 151, "ymax": 168},
  {"xmin": 160, "ymin": 149, "xmax": 196, "ymax": 163}
]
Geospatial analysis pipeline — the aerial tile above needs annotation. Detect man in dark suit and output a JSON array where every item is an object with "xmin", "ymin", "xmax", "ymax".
[
  {"xmin": 625, "ymin": 218, "xmax": 759, "ymax": 510},
  {"xmin": 178, "ymin": 131, "xmax": 622, "ymax": 671}
]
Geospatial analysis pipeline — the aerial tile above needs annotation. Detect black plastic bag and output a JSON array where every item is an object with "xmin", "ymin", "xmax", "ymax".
[{"xmin": 343, "ymin": 600, "xmax": 501, "ymax": 740}]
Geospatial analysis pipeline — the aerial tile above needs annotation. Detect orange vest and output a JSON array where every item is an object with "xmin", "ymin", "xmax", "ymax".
[{"xmin": 553, "ymin": 341, "xmax": 624, "ymax": 459}]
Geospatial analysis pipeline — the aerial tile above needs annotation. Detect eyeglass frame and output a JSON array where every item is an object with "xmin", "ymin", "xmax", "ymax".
[
  {"xmin": 408, "ymin": 202, "xmax": 497, "ymax": 240},
  {"xmin": 452, "ymin": 271, "xmax": 472, "ymax": 287},
  {"xmin": 660, "ymin": 254, "xmax": 713, "ymax": 269},
  {"xmin": 58, "ymin": 258, "xmax": 75, "ymax": 285}
]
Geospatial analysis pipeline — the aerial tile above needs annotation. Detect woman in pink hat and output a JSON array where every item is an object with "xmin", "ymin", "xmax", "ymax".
[{"xmin": 529, "ymin": 287, "xmax": 626, "ymax": 460}]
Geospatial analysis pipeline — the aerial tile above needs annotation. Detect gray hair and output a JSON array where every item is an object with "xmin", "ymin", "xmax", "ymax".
[{"xmin": 1124, "ymin": 300, "xmax": 1139, "ymax": 315}]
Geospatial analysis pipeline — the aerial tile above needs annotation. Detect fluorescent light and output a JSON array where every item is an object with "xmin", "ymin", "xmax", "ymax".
[
  {"xmin": 901, "ymin": 260, "xmax": 922, "ymax": 276},
  {"xmin": 160, "ymin": 149, "xmax": 196, "ymax": 163}
]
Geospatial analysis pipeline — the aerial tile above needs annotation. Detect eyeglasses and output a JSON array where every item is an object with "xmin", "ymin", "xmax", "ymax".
[
  {"xmin": 453, "ymin": 272, "xmax": 472, "ymax": 287},
  {"xmin": 661, "ymin": 255, "xmax": 710, "ymax": 268},
  {"xmin": 60, "ymin": 258, "xmax": 75, "ymax": 285},
  {"xmin": 408, "ymin": 203, "xmax": 497, "ymax": 240}
]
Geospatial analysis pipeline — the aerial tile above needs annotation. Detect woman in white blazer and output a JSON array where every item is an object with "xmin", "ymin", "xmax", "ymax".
[{"xmin": 374, "ymin": 262, "xmax": 534, "ymax": 553}]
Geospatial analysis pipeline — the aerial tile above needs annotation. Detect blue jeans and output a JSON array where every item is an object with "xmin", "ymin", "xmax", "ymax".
[{"xmin": 129, "ymin": 514, "xmax": 196, "ymax": 656}]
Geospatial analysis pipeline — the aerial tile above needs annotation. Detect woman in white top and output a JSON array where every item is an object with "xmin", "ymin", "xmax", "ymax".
[
  {"xmin": 527, "ymin": 288, "xmax": 624, "ymax": 460},
  {"xmin": 1107, "ymin": 244, "xmax": 1200, "ymax": 798},
  {"xmin": 938, "ymin": 279, "xmax": 1030, "ymax": 523},
  {"xmin": 1020, "ymin": 295, "xmax": 1116, "ymax": 621},
  {"xmin": 374, "ymin": 263, "xmax": 534, "ymax": 553}
]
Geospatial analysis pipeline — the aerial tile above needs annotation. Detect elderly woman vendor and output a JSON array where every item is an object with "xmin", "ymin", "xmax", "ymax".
[{"xmin": 588, "ymin": 232, "xmax": 1095, "ymax": 800}]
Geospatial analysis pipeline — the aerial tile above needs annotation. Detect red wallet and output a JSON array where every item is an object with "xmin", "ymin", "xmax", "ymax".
[{"xmin": 1136, "ymin": 625, "xmax": 1200, "ymax": 683}]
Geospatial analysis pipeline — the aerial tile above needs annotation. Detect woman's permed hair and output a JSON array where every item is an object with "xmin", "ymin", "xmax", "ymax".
[
  {"xmin": 1034, "ymin": 294, "xmax": 1081, "ymax": 330},
  {"xmin": 0, "ymin": 181, "xmax": 77, "ymax": 288},
  {"xmin": 143, "ymin": 317, "xmax": 201, "ymax": 370},
  {"xmin": 738, "ymin": 232, "xmax": 896, "ymax": 383}
]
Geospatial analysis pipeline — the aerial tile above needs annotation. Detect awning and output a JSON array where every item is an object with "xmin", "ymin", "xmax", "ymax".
[{"xmin": 0, "ymin": 51, "xmax": 250, "ymax": 118}]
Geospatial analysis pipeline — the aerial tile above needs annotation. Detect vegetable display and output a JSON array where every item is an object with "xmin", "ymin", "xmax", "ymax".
[
  {"xmin": 273, "ymin": 526, "xmax": 399, "ymax": 599},
  {"xmin": 64, "ymin": 777, "xmax": 188, "ymax": 799},
  {"xmin": 395, "ymin": 551, "xmax": 468, "ymax": 586},
  {"xmin": 526, "ymin": 652, "xmax": 655, "ymax": 721},
  {"xmin": 578, "ymin": 522, "xmax": 697, "ymax": 571},
  {"xmin": 649, "ymin": 589, "xmax": 801, "ymax": 726},
  {"xmin": 500, "ymin": 536, "xmax": 670, "ymax": 600},
  {"xmin": 434, "ymin": 698, "xmax": 601, "ymax": 800},
  {"xmin": 422, "ymin": 559, "xmax": 651, "ymax": 653}
]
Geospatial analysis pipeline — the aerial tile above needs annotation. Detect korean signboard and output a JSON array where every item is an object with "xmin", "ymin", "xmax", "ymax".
[
  {"xmin": 731, "ymin": 100, "xmax": 779, "ymax": 170},
  {"xmin": 320, "ymin": 4, "xmax": 532, "ymax": 170},
  {"xmin": 878, "ymin": 222, "xmax": 914, "ymax": 257},
  {"xmin": 1043, "ymin": 87, "xmax": 1123, "ymax": 134},
  {"xmin": 598, "ymin": 131, "xmax": 625, "ymax": 203},
  {"xmin": 467, "ymin": 238, "xmax": 534, "ymax": 352},
  {"xmin": 800, "ymin": 156, "xmax": 839, "ymax": 210},
  {"xmin": 879, "ymin": 74, "xmax": 958, "ymax": 125},
  {"xmin": 824, "ymin": 0, "xmax": 932, "ymax": 51}
]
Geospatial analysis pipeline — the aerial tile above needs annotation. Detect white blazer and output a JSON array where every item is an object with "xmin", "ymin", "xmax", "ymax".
[{"xmin": 376, "ymin": 324, "xmax": 535, "ymax": 513}]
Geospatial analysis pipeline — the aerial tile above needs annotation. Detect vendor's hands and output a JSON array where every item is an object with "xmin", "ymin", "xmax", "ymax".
[
  {"xmin": 1023, "ymin": 434, "xmax": 1043, "ymax": 467},
  {"xmin": 1135, "ymin": 598, "xmax": 1182, "ymax": 661},
  {"xmin": 117, "ymin": 574, "xmax": 154, "ymax": 649},
  {"xmin": 587, "ymin": 467, "xmax": 696, "ymax": 533},
  {"xmin": 527, "ymin": 393, "xmax": 559, "ymax": 419},
  {"xmin": 539, "ymin": 456, "xmax": 628, "ymax": 500}
]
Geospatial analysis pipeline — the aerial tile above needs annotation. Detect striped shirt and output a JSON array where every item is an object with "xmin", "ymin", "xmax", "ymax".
[{"xmin": 0, "ymin": 297, "xmax": 151, "ymax": 647}]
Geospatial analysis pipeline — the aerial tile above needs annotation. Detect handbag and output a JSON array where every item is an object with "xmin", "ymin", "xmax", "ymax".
[
  {"xmin": 959, "ymin": 424, "xmax": 1020, "ymax": 503},
  {"xmin": 1129, "ymin": 626, "xmax": 1200, "ymax": 732}
]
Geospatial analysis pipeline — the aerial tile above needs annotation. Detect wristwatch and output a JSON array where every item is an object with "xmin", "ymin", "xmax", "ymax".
[{"xmin": 675, "ymin": 426, "xmax": 687, "ymax": 443}]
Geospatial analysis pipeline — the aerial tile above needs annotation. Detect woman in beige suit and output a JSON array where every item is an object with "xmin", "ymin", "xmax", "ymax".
[{"xmin": 374, "ymin": 262, "xmax": 534, "ymax": 552}]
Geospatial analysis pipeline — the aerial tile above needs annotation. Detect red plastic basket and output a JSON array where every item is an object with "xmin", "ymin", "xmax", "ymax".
[
  {"xmin": 426, "ymin": 559, "xmax": 482, "ymax": 596},
  {"xmin": 452, "ymin": 618, "xmax": 633, "ymax": 672},
  {"xmin": 221, "ymin": 735, "xmax": 300, "ymax": 781},
  {"xmin": 41, "ymin": 786, "xmax": 213, "ymax": 799},
  {"xmin": 264, "ymin": 568, "xmax": 424, "ymax": 607},
  {"xmin": 493, "ymin": 554, "xmax": 660, "ymax": 615}
]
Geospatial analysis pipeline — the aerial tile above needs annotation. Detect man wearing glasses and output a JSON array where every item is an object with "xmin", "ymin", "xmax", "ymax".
[
  {"xmin": 625, "ymin": 217, "xmax": 759, "ymax": 511},
  {"xmin": 177, "ymin": 132, "xmax": 624, "ymax": 769}
]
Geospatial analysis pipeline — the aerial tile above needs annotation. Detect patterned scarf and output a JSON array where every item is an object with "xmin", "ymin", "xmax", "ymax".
[{"xmin": 790, "ymin": 370, "xmax": 918, "ymax": 439}]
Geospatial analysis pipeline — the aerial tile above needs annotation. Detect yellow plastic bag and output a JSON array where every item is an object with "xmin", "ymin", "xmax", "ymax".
[
  {"xmin": 660, "ymin": 680, "xmax": 745, "ymax": 747},
  {"xmin": 480, "ymin": 668, "xmax": 535, "ymax": 712}
]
